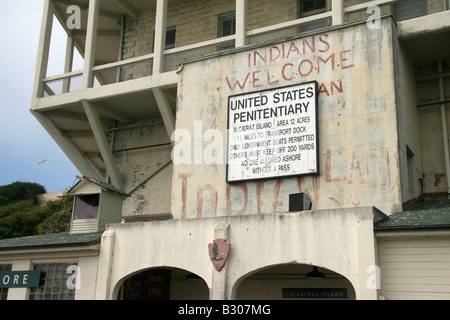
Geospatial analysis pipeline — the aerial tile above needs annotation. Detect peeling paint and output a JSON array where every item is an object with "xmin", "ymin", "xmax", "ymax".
[{"xmin": 173, "ymin": 19, "xmax": 402, "ymax": 219}]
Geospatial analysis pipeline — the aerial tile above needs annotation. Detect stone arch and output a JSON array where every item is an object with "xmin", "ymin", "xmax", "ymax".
[
  {"xmin": 231, "ymin": 263, "xmax": 356, "ymax": 300},
  {"xmin": 112, "ymin": 266, "xmax": 209, "ymax": 300}
]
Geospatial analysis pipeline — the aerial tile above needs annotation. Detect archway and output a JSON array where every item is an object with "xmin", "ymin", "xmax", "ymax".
[
  {"xmin": 234, "ymin": 264, "xmax": 356, "ymax": 300},
  {"xmin": 116, "ymin": 267, "xmax": 209, "ymax": 300}
]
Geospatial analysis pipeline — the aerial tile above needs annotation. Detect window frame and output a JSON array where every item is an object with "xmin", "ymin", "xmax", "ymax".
[
  {"xmin": 73, "ymin": 193, "xmax": 100, "ymax": 220},
  {"xmin": 29, "ymin": 263, "xmax": 78, "ymax": 300},
  {"xmin": 218, "ymin": 11, "xmax": 236, "ymax": 38},
  {"xmin": 165, "ymin": 26, "xmax": 176, "ymax": 50},
  {"xmin": 298, "ymin": 0, "xmax": 327, "ymax": 18}
]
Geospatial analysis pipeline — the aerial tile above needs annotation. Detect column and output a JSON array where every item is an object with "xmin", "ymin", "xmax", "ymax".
[
  {"xmin": 32, "ymin": 0, "xmax": 54, "ymax": 99},
  {"xmin": 62, "ymin": 35, "xmax": 74, "ymax": 93},
  {"xmin": 210, "ymin": 223, "xmax": 230, "ymax": 300},
  {"xmin": 236, "ymin": 0, "xmax": 248, "ymax": 47},
  {"xmin": 153, "ymin": 0, "xmax": 169, "ymax": 75},
  {"xmin": 332, "ymin": 0, "xmax": 344, "ymax": 26},
  {"xmin": 82, "ymin": 0, "xmax": 100, "ymax": 89}
]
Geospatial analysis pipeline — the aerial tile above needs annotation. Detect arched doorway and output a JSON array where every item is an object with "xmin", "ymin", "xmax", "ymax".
[
  {"xmin": 117, "ymin": 267, "xmax": 209, "ymax": 300},
  {"xmin": 234, "ymin": 264, "xmax": 356, "ymax": 300}
]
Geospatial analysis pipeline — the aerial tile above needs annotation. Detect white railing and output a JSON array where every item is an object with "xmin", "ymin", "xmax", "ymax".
[{"xmin": 40, "ymin": 0, "xmax": 442, "ymax": 97}]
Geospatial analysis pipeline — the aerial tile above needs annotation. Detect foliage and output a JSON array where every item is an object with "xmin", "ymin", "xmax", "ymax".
[
  {"xmin": 0, "ymin": 182, "xmax": 46, "ymax": 206},
  {"xmin": 0, "ymin": 182, "xmax": 72, "ymax": 240},
  {"xmin": 37, "ymin": 197, "xmax": 73, "ymax": 235}
]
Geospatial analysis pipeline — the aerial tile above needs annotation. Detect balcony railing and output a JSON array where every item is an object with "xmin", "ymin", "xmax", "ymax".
[{"xmin": 34, "ymin": 0, "xmax": 448, "ymax": 100}]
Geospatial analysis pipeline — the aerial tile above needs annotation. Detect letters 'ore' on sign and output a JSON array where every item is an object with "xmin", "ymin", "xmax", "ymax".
[{"xmin": 227, "ymin": 81, "xmax": 319, "ymax": 183}]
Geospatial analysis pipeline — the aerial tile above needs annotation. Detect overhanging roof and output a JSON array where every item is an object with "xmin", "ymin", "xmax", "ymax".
[
  {"xmin": 375, "ymin": 199, "xmax": 450, "ymax": 231},
  {"xmin": 64, "ymin": 176, "xmax": 130, "ymax": 197},
  {"xmin": 0, "ymin": 231, "xmax": 103, "ymax": 252}
]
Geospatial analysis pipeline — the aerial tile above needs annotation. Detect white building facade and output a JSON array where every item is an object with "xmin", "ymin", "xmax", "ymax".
[{"xmin": 0, "ymin": 0, "xmax": 449, "ymax": 300}]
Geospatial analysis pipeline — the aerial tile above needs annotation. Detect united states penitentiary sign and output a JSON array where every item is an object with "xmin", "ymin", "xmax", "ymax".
[{"xmin": 227, "ymin": 81, "xmax": 319, "ymax": 183}]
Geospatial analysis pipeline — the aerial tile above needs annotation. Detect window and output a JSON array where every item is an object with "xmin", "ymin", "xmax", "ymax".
[
  {"xmin": 298, "ymin": 0, "xmax": 329, "ymax": 33},
  {"xmin": 393, "ymin": 0, "xmax": 427, "ymax": 22},
  {"xmin": 165, "ymin": 26, "xmax": 176, "ymax": 49},
  {"xmin": 29, "ymin": 263, "xmax": 77, "ymax": 300},
  {"xmin": 298, "ymin": 0, "xmax": 326, "ymax": 18},
  {"xmin": 218, "ymin": 12, "xmax": 236, "ymax": 51},
  {"xmin": 73, "ymin": 194, "xmax": 99, "ymax": 220},
  {"xmin": 218, "ymin": 11, "xmax": 236, "ymax": 37},
  {"xmin": 0, "ymin": 265, "xmax": 12, "ymax": 300}
]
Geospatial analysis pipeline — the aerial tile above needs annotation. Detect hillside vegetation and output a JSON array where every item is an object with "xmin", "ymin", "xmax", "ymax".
[{"xmin": 0, "ymin": 182, "xmax": 72, "ymax": 240}]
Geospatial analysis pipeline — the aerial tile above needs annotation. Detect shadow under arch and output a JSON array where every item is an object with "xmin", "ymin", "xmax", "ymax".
[
  {"xmin": 232, "ymin": 263, "xmax": 356, "ymax": 300},
  {"xmin": 113, "ymin": 266, "xmax": 209, "ymax": 300}
]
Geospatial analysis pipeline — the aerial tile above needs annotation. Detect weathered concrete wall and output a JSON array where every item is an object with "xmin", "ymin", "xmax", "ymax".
[
  {"xmin": 417, "ymin": 70, "xmax": 450, "ymax": 196},
  {"xmin": 173, "ymin": 18, "xmax": 401, "ymax": 219},
  {"xmin": 393, "ymin": 33, "xmax": 423, "ymax": 204},
  {"xmin": 114, "ymin": 117, "xmax": 172, "ymax": 216},
  {"xmin": 102, "ymin": 206, "xmax": 379, "ymax": 300}
]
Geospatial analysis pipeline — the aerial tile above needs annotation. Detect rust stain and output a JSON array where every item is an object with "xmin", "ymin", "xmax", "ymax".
[
  {"xmin": 297, "ymin": 176, "xmax": 320, "ymax": 210},
  {"xmin": 328, "ymin": 196, "xmax": 341, "ymax": 208},
  {"xmin": 271, "ymin": 179, "xmax": 283, "ymax": 213},
  {"xmin": 434, "ymin": 173, "xmax": 445, "ymax": 187}
]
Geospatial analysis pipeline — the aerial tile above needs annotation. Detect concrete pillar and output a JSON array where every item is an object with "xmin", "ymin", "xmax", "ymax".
[
  {"xmin": 332, "ymin": 0, "xmax": 344, "ymax": 25},
  {"xmin": 95, "ymin": 230, "xmax": 115, "ymax": 300},
  {"xmin": 210, "ymin": 223, "xmax": 230, "ymax": 300},
  {"xmin": 32, "ymin": 0, "xmax": 54, "ymax": 99},
  {"xmin": 236, "ymin": 0, "xmax": 248, "ymax": 47},
  {"xmin": 62, "ymin": 35, "xmax": 74, "ymax": 93},
  {"xmin": 82, "ymin": 0, "xmax": 100, "ymax": 89},
  {"xmin": 153, "ymin": 0, "xmax": 168, "ymax": 75}
]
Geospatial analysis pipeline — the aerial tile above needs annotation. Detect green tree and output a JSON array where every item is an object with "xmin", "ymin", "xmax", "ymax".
[
  {"xmin": 0, "ymin": 182, "xmax": 72, "ymax": 239},
  {"xmin": 0, "ymin": 182, "xmax": 46, "ymax": 206}
]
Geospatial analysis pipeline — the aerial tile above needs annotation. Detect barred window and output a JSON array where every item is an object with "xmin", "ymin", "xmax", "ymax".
[
  {"xmin": 29, "ymin": 263, "xmax": 77, "ymax": 300},
  {"xmin": 0, "ymin": 265, "xmax": 12, "ymax": 300}
]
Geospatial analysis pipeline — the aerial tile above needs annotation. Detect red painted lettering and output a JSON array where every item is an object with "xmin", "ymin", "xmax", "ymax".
[
  {"xmin": 226, "ymin": 73, "xmax": 251, "ymax": 91},
  {"xmin": 340, "ymin": 50, "xmax": 355, "ymax": 69},
  {"xmin": 298, "ymin": 59, "xmax": 313, "ymax": 77},
  {"xmin": 282, "ymin": 63, "xmax": 294, "ymax": 81}
]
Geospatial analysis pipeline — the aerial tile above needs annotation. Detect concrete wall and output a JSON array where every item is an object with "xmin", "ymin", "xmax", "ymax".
[
  {"xmin": 99, "ymin": 206, "xmax": 379, "ymax": 300},
  {"xmin": 393, "ymin": 32, "xmax": 424, "ymax": 204},
  {"xmin": 115, "ymin": 117, "xmax": 173, "ymax": 216},
  {"xmin": 172, "ymin": 18, "xmax": 401, "ymax": 219},
  {"xmin": 417, "ymin": 69, "xmax": 450, "ymax": 196}
]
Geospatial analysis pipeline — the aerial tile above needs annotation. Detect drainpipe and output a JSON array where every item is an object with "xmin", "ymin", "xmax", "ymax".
[{"xmin": 438, "ymin": 61, "xmax": 450, "ymax": 199}]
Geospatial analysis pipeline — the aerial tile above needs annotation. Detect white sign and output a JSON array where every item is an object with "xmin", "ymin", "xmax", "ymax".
[{"xmin": 227, "ymin": 82, "xmax": 319, "ymax": 182}]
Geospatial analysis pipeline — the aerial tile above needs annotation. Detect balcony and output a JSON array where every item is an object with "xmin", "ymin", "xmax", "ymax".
[{"xmin": 30, "ymin": 0, "xmax": 450, "ymax": 190}]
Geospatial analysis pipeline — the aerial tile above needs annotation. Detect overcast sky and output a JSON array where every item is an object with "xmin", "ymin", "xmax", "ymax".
[{"xmin": 0, "ymin": 0, "xmax": 81, "ymax": 193}]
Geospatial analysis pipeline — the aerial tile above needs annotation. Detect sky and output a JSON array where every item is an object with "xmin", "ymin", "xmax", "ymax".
[{"xmin": 0, "ymin": 0, "xmax": 81, "ymax": 193}]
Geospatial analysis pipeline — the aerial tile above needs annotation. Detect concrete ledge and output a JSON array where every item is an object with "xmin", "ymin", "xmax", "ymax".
[{"xmin": 398, "ymin": 11, "xmax": 450, "ymax": 39}]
